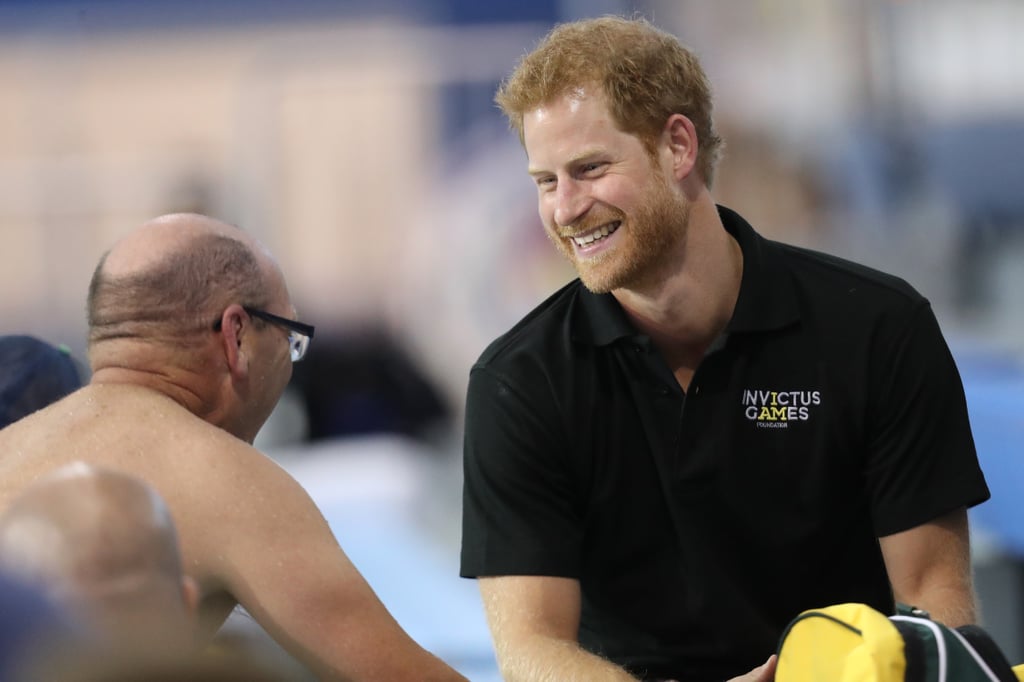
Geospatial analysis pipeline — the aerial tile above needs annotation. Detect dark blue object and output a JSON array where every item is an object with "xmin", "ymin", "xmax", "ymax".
[{"xmin": 0, "ymin": 335, "xmax": 83, "ymax": 430}]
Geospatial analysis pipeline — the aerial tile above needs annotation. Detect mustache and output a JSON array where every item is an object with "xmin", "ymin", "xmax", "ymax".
[{"xmin": 557, "ymin": 207, "xmax": 625, "ymax": 237}]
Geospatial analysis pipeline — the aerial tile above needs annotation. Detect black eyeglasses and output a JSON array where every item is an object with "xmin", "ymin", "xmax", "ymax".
[
  {"xmin": 244, "ymin": 307, "xmax": 315, "ymax": 362},
  {"xmin": 213, "ymin": 307, "xmax": 315, "ymax": 362}
]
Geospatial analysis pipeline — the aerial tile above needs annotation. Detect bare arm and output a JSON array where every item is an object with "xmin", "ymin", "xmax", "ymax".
[
  {"xmin": 479, "ymin": 576, "xmax": 776, "ymax": 682},
  {"xmin": 879, "ymin": 507, "xmax": 977, "ymax": 627},
  {"xmin": 479, "ymin": 575, "xmax": 639, "ymax": 681},
  {"xmin": 195, "ymin": 448, "xmax": 466, "ymax": 681}
]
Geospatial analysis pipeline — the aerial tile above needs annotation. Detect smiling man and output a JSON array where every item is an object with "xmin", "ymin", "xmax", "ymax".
[{"xmin": 459, "ymin": 15, "xmax": 990, "ymax": 682}]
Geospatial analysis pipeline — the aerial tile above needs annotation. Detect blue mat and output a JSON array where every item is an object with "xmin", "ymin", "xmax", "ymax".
[{"xmin": 957, "ymin": 346, "xmax": 1024, "ymax": 556}]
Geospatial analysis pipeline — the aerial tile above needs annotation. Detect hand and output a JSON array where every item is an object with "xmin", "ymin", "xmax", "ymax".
[{"xmin": 727, "ymin": 654, "xmax": 776, "ymax": 682}]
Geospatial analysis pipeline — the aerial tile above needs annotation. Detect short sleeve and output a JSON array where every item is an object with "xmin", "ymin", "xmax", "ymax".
[
  {"xmin": 460, "ymin": 364, "xmax": 583, "ymax": 578},
  {"xmin": 865, "ymin": 301, "xmax": 990, "ymax": 536}
]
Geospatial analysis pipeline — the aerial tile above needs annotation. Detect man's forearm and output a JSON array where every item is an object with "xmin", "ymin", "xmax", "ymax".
[
  {"xmin": 902, "ymin": 582, "xmax": 978, "ymax": 628},
  {"xmin": 496, "ymin": 635, "xmax": 639, "ymax": 682},
  {"xmin": 881, "ymin": 509, "xmax": 979, "ymax": 628}
]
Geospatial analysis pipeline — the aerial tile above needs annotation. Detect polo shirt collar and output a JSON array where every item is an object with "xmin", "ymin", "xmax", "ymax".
[
  {"xmin": 720, "ymin": 205, "xmax": 800, "ymax": 333},
  {"xmin": 572, "ymin": 205, "xmax": 800, "ymax": 347},
  {"xmin": 573, "ymin": 281, "xmax": 637, "ymax": 347}
]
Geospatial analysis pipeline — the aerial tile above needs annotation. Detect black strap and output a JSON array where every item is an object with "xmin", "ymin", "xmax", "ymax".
[{"xmin": 956, "ymin": 624, "xmax": 1019, "ymax": 682}]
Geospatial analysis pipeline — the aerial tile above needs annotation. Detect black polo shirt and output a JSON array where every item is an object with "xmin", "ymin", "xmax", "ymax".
[{"xmin": 460, "ymin": 206, "xmax": 990, "ymax": 681}]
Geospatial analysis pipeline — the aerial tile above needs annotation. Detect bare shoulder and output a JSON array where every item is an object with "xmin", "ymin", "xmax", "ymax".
[
  {"xmin": 173, "ymin": 423, "xmax": 297, "ymax": 492},
  {"xmin": 115, "ymin": 400, "xmax": 335, "ymax": 616},
  {"xmin": 150, "ymin": 416, "xmax": 323, "ymax": 539},
  {"xmin": 0, "ymin": 385, "xmax": 324, "ymax": 575}
]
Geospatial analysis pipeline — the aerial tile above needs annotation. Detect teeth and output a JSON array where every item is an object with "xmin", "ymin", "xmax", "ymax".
[{"xmin": 573, "ymin": 222, "xmax": 619, "ymax": 247}]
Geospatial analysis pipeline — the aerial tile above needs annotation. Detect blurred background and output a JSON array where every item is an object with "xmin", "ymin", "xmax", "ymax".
[{"xmin": 0, "ymin": 0, "xmax": 1022, "ymax": 678}]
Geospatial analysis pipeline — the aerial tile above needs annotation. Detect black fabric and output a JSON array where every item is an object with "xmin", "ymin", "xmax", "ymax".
[
  {"xmin": 955, "ymin": 625, "xmax": 1019, "ymax": 681},
  {"xmin": 460, "ymin": 206, "xmax": 991, "ymax": 681},
  {"xmin": 290, "ymin": 330, "xmax": 451, "ymax": 443}
]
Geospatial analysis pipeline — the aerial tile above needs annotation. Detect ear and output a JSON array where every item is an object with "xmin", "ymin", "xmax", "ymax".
[
  {"xmin": 216, "ymin": 304, "xmax": 250, "ymax": 380},
  {"xmin": 663, "ymin": 113, "xmax": 699, "ymax": 182}
]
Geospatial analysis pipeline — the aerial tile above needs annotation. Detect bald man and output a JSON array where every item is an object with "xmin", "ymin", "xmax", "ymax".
[
  {"xmin": 0, "ymin": 462, "xmax": 195, "ymax": 654},
  {"xmin": 0, "ymin": 214, "xmax": 466, "ymax": 682}
]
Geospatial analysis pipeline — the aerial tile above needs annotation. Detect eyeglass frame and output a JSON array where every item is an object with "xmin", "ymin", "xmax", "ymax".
[{"xmin": 213, "ymin": 306, "xmax": 315, "ymax": 362}]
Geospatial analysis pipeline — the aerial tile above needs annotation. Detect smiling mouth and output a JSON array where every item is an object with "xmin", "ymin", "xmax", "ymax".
[{"xmin": 571, "ymin": 221, "xmax": 621, "ymax": 248}]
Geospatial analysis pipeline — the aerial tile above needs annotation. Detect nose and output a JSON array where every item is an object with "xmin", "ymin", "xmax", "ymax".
[{"xmin": 552, "ymin": 177, "xmax": 591, "ymax": 228}]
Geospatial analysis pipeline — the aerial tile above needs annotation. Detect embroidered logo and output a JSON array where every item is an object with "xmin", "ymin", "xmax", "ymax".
[{"xmin": 742, "ymin": 389, "xmax": 821, "ymax": 429}]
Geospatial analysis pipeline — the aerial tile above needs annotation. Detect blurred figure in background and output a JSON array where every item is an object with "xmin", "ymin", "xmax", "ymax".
[
  {"xmin": 0, "ymin": 463, "xmax": 308, "ymax": 682},
  {"xmin": 0, "ymin": 462, "xmax": 197, "ymax": 654},
  {"xmin": 0, "ymin": 335, "xmax": 82, "ymax": 430},
  {"xmin": 461, "ymin": 15, "xmax": 990, "ymax": 682},
  {"xmin": 0, "ymin": 213, "xmax": 466, "ymax": 681},
  {"xmin": 291, "ymin": 328, "xmax": 452, "ymax": 444}
]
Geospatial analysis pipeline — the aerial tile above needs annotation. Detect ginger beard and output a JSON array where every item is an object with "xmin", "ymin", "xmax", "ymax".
[{"xmin": 546, "ymin": 163, "xmax": 691, "ymax": 294}]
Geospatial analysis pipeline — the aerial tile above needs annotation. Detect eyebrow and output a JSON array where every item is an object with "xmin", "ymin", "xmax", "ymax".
[{"xmin": 528, "ymin": 149, "xmax": 607, "ymax": 177}]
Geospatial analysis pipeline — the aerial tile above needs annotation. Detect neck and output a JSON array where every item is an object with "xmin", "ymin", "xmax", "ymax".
[
  {"xmin": 88, "ymin": 368, "xmax": 206, "ymax": 413},
  {"xmin": 88, "ymin": 341, "xmax": 258, "ymax": 443},
  {"xmin": 614, "ymin": 197, "xmax": 743, "ymax": 375}
]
